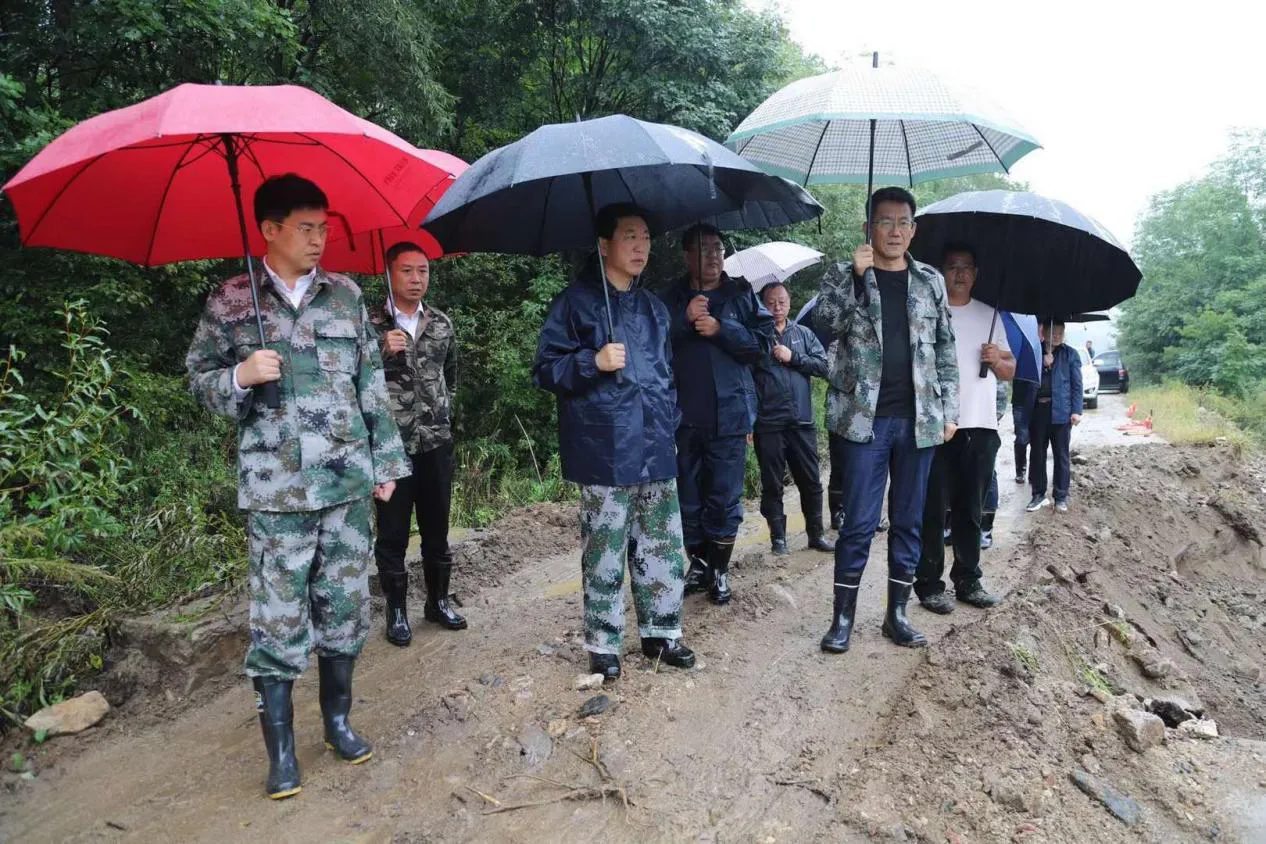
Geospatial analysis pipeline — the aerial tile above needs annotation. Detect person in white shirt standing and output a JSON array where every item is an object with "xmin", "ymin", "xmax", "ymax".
[{"xmin": 915, "ymin": 244, "xmax": 1015, "ymax": 613}]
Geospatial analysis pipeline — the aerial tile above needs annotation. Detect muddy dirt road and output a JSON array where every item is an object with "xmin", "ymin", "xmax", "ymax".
[{"xmin": 4, "ymin": 394, "xmax": 1264, "ymax": 843}]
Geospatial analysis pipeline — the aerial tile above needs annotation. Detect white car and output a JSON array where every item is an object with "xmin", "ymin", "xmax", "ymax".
[{"xmin": 1078, "ymin": 347, "xmax": 1100, "ymax": 410}]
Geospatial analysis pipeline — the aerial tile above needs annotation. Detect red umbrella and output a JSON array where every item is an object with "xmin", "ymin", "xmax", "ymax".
[{"xmin": 2, "ymin": 82, "xmax": 467, "ymax": 406}]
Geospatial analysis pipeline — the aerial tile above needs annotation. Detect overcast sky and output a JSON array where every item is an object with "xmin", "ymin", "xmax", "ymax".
[{"xmin": 752, "ymin": 0, "xmax": 1266, "ymax": 251}]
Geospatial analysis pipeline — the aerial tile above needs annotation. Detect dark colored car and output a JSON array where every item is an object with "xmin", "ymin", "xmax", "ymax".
[{"xmin": 1093, "ymin": 349, "xmax": 1130, "ymax": 393}]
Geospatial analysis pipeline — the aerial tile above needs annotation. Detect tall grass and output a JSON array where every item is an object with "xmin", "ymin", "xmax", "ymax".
[{"xmin": 1129, "ymin": 382, "xmax": 1254, "ymax": 449}]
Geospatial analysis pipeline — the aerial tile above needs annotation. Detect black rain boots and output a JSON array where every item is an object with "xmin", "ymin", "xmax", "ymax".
[
  {"xmin": 881, "ymin": 580, "xmax": 927, "ymax": 648},
  {"xmin": 422, "ymin": 556, "xmax": 467, "ymax": 630},
  {"xmin": 683, "ymin": 543, "xmax": 710, "ymax": 594},
  {"xmin": 381, "ymin": 572, "xmax": 412, "ymax": 647},
  {"xmin": 819, "ymin": 575, "xmax": 861, "ymax": 653},
  {"xmin": 804, "ymin": 508, "xmax": 834, "ymax": 552},
  {"xmin": 318, "ymin": 655, "xmax": 373, "ymax": 764},
  {"xmin": 769, "ymin": 517, "xmax": 790, "ymax": 556},
  {"xmin": 641, "ymin": 637, "xmax": 696, "ymax": 668},
  {"xmin": 708, "ymin": 539, "xmax": 734, "ymax": 605},
  {"xmin": 253, "ymin": 677, "xmax": 301, "ymax": 799}
]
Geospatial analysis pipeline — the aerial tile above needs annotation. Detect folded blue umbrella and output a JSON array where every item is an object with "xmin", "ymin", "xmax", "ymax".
[{"xmin": 1001, "ymin": 311, "xmax": 1040, "ymax": 384}]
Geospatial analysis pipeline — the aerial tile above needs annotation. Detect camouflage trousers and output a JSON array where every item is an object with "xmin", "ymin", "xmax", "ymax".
[
  {"xmin": 578, "ymin": 480, "xmax": 687, "ymax": 655},
  {"xmin": 244, "ymin": 497, "xmax": 373, "ymax": 679}
]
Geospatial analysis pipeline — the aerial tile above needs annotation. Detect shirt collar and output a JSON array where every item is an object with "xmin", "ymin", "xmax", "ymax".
[{"xmin": 262, "ymin": 258, "xmax": 319, "ymax": 291}]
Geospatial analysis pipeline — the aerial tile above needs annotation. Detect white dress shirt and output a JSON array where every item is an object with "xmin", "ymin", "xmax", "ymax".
[{"xmin": 391, "ymin": 301, "xmax": 425, "ymax": 340}]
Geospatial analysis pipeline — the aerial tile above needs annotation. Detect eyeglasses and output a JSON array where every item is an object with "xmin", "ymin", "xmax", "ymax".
[
  {"xmin": 871, "ymin": 218, "xmax": 914, "ymax": 233},
  {"xmin": 275, "ymin": 222, "xmax": 330, "ymax": 240},
  {"xmin": 689, "ymin": 244, "xmax": 725, "ymax": 256}
]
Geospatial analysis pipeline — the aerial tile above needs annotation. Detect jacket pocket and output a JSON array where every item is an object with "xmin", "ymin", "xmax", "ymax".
[{"xmin": 316, "ymin": 320, "xmax": 359, "ymax": 373}]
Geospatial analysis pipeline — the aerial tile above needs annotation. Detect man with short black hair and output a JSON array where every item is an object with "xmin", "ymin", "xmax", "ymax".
[
  {"xmin": 816, "ymin": 186, "xmax": 959, "ymax": 654},
  {"xmin": 660, "ymin": 224, "xmax": 773, "ymax": 604},
  {"xmin": 915, "ymin": 243, "xmax": 1014, "ymax": 614},
  {"xmin": 372, "ymin": 242, "xmax": 465, "ymax": 647},
  {"xmin": 187, "ymin": 173, "xmax": 409, "ymax": 799},
  {"xmin": 751, "ymin": 281, "xmax": 833, "ymax": 555},
  {"xmin": 534, "ymin": 203, "xmax": 696, "ymax": 682}
]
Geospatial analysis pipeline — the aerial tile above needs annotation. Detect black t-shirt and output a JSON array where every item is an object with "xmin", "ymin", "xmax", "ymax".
[{"xmin": 873, "ymin": 268, "xmax": 915, "ymax": 418}]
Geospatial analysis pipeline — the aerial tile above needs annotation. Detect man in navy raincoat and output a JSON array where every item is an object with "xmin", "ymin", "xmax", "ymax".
[{"xmin": 533, "ymin": 203, "xmax": 696, "ymax": 681}]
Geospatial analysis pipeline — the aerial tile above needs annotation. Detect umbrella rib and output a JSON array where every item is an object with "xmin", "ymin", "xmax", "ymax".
[
  {"xmin": 20, "ymin": 152, "xmax": 111, "ymax": 246},
  {"xmin": 172, "ymin": 135, "xmax": 228, "ymax": 172},
  {"xmin": 803, "ymin": 122, "xmax": 830, "ymax": 187},
  {"xmin": 293, "ymin": 132, "xmax": 409, "ymax": 225},
  {"xmin": 899, "ymin": 120, "xmax": 914, "ymax": 188},
  {"xmin": 970, "ymin": 125, "xmax": 1009, "ymax": 175},
  {"xmin": 533, "ymin": 177, "xmax": 555, "ymax": 253},
  {"xmin": 144, "ymin": 136, "xmax": 206, "ymax": 266}
]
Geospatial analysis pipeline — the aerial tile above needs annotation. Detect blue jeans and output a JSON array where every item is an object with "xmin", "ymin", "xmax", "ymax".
[{"xmin": 833, "ymin": 416, "xmax": 935, "ymax": 582}]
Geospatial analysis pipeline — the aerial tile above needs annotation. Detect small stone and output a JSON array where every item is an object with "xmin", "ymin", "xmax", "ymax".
[
  {"xmin": 1079, "ymin": 753, "xmax": 1102, "ymax": 775},
  {"xmin": 1098, "ymin": 528, "xmax": 1113, "ymax": 542},
  {"xmin": 536, "ymin": 644, "xmax": 556, "ymax": 656},
  {"xmin": 1148, "ymin": 696, "xmax": 1202, "ymax": 726},
  {"xmin": 1069, "ymin": 769, "xmax": 1141, "ymax": 826},
  {"xmin": 578, "ymin": 694, "xmax": 611, "ymax": 718},
  {"xmin": 1113, "ymin": 708, "xmax": 1165, "ymax": 752},
  {"xmin": 1232, "ymin": 662, "xmax": 1262, "ymax": 682},
  {"xmin": 1047, "ymin": 564, "xmax": 1076, "ymax": 584},
  {"xmin": 23, "ymin": 691, "xmax": 110, "ymax": 736},
  {"xmin": 1072, "ymin": 453, "xmax": 1089, "ymax": 465},
  {"xmin": 1090, "ymin": 688, "xmax": 1112, "ymax": 704},
  {"xmin": 1176, "ymin": 718, "xmax": 1218, "ymax": 740},
  {"xmin": 574, "ymin": 673, "xmax": 605, "ymax": 691},
  {"xmin": 1103, "ymin": 603, "xmax": 1126, "ymax": 620},
  {"xmin": 1133, "ymin": 655, "xmax": 1175, "ymax": 680},
  {"xmin": 517, "ymin": 723, "xmax": 553, "ymax": 766},
  {"xmin": 546, "ymin": 719, "xmax": 568, "ymax": 738}
]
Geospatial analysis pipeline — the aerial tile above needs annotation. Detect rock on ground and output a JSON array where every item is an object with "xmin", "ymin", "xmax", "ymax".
[{"xmin": 24, "ymin": 691, "xmax": 110, "ymax": 736}]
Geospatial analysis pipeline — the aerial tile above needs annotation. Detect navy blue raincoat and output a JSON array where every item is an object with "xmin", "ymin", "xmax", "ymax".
[
  {"xmin": 658, "ymin": 273, "xmax": 774, "ymax": 436},
  {"xmin": 533, "ymin": 264, "xmax": 679, "ymax": 487}
]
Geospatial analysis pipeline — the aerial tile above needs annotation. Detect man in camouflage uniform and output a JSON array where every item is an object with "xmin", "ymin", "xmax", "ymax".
[
  {"xmin": 534, "ymin": 203, "xmax": 696, "ymax": 681},
  {"xmin": 372, "ymin": 242, "xmax": 465, "ymax": 646},
  {"xmin": 186, "ymin": 174, "xmax": 409, "ymax": 800},
  {"xmin": 816, "ymin": 187, "xmax": 959, "ymax": 655}
]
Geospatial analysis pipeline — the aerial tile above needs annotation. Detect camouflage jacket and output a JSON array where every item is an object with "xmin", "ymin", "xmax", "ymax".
[
  {"xmin": 370, "ymin": 304, "xmax": 456, "ymax": 455},
  {"xmin": 186, "ymin": 268, "xmax": 410, "ymax": 512},
  {"xmin": 816, "ymin": 256, "xmax": 959, "ymax": 448}
]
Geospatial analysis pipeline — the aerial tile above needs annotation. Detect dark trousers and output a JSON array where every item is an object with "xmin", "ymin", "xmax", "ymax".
[
  {"xmin": 374, "ymin": 442, "xmax": 454, "ymax": 576},
  {"xmin": 827, "ymin": 431, "xmax": 847, "ymax": 523},
  {"xmin": 1029, "ymin": 401, "xmax": 1071, "ymax": 500},
  {"xmin": 676, "ymin": 428, "xmax": 747, "ymax": 545},
  {"xmin": 916, "ymin": 428, "xmax": 1000, "ymax": 598},
  {"xmin": 753, "ymin": 425, "xmax": 825, "ymax": 532},
  {"xmin": 833, "ymin": 416, "xmax": 934, "ymax": 582}
]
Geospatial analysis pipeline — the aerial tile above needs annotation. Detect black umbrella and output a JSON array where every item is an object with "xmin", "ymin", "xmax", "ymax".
[
  {"xmin": 423, "ymin": 115, "xmax": 822, "ymax": 255},
  {"xmin": 910, "ymin": 190, "xmax": 1141, "ymax": 315},
  {"xmin": 423, "ymin": 114, "xmax": 823, "ymax": 380},
  {"xmin": 911, "ymin": 190, "xmax": 1139, "ymax": 377}
]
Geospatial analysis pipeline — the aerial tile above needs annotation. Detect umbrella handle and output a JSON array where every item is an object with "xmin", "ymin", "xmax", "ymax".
[{"xmin": 980, "ymin": 305, "xmax": 1000, "ymax": 379}]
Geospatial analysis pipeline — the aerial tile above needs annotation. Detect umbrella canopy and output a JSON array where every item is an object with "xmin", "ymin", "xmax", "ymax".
[
  {"xmin": 322, "ymin": 226, "xmax": 446, "ymax": 275},
  {"xmin": 1001, "ymin": 311, "xmax": 1041, "ymax": 384},
  {"xmin": 910, "ymin": 190, "xmax": 1141, "ymax": 316},
  {"xmin": 422, "ymin": 114, "xmax": 823, "ymax": 256},
  {"xmin": 724, "ymin": 241, "xmax": 823, "ymax": 292},
  {"xmin": 1062, "ymin": 312, "xmax": 1111, "ymax": 323},
  {"xmin": 2, "ymin": 83, "xmax": 467, "ymax": 265},
  {"xmin": 725, "ymin": 63, "xmax": 1039, "ymax": 188}
]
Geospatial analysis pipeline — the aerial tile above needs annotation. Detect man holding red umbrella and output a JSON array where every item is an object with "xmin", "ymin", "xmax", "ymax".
[{"xmin": 186, "ymin": 174, "xmax": 409, "ymax": 800}]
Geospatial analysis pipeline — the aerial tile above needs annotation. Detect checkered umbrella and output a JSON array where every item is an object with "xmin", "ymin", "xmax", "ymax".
[
  {"xmin": 723, "ymin": 241, "xmax": 823, "ymax": 292},
  {"xmin": 725, "ymin": 60, "xmax": 1040, "ymax": 192}
]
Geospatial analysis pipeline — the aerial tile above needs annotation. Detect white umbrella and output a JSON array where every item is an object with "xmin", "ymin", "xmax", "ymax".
[
  {"xmin": 726, "ymin": 59, "xmax": 1039, "ymax": 189},
  {"xmin": 724, "ymin": 241, "xmax": 824, "ymax": 291}
]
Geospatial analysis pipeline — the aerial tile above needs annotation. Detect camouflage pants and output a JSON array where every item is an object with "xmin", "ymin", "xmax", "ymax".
[
  {"xmin": 244, "ymin": 497, "xmax": 373, "ymax": 679},
  {"xmin": 578, "ymin": 480, "xmax": 687, "ymax": 655}
]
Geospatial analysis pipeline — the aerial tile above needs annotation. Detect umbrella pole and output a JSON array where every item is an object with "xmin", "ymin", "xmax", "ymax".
[
  {"xmin": 864, "ymin": 51, "xmax": 879, "ymax": 245},
  {"xmin": 595, "ymin": 242, "xmax": 624, "ymax": 385},
  {"xmin": 379, "ymin": 229, "xmax": 398, "ymax": 316},
  {"xmin": 222, "ymin": 133, "xmax": 280, "ymax": 409}
]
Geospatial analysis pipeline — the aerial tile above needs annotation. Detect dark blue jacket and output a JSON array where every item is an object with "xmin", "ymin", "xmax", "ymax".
[
  {"xmin": 752, "ymin": 320, "xmax": 828, "ymax": 431},
  {"xmin": 533, "ymin": 265, "xmax": 679, "ymax": 487},
  {"xmin": 1044, "ymin": 343, "xmax": 1085, "ymax": 424},
  {"xmin": 659, "ymin": 273, "xmax": 774, "ymax": 436}
]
